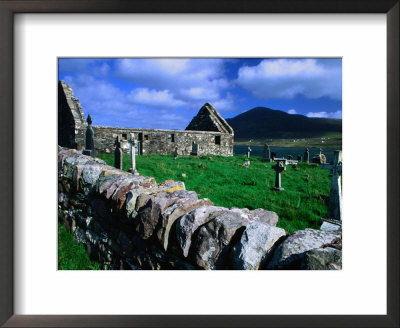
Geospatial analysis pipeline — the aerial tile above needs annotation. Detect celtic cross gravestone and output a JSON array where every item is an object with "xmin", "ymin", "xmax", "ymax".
[{"xmin": 271, "ymin": 160, "xmax": 286, "ymax": 191}]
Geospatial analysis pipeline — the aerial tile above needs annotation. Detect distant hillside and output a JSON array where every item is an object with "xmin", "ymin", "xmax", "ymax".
[{"xmin": 226, "ymin": 107, "xmax": 342, "ymax": 139}]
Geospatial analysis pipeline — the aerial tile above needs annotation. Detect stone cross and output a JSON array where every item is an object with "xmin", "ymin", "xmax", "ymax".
[
  {"xmin": 321, "ymin": 150, "xmax": 342, "ymax": 223},
  {"xmin": 261, "ymin": 144, "xmax": 271, "ymax": 162},
  {"xmin": 304, "ymin": 148, "xmax": 309, "ymax": 163},
  {"xmin": 271, "ymin": 160, "xmax": 286, "ymax": 191},
  {"xmin": 128, "ymin": 134, "xmax": 139, "ymax": 175},
  {"xmin": 247, "ymin": 146, "xmax": 252, "ymax": 159},
  {"xmin": 114, "ymin": 136, "xmax": 123, "ymax": 170},
  {"xmin": 173, "ymin": 146, "xmax": 178, "ymax": 160},
  {"xmin": 83, "ymin": 114, "xmax": 96, "ymax": 157}
]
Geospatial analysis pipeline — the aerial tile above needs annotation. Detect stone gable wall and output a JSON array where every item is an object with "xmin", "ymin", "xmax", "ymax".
[
  {"xmin": 185, "ymin": 103, "xmax": 234, "ymax": 134},
  {"xmin": 92, "ymin": 126, "xmax": 233, "ymax": 156},
  {"xmin": 58, "ymin": 147, "xmax": 342, "ymax": 270},
  {"xmin": 58, "ymin": 81, "xmax": 87, "ymax": 150}
]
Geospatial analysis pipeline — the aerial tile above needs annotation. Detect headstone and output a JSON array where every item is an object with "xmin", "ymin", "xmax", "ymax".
[
  {"xmin": 114, "ymin": 136, "xmax": 123, "ymax": 170},
  {"xmin": 304, "ymin": 148, "xmax": 309, "ymax": 163},
  {"xmin": 261, "ymin": 144, "xmax": 271, "ymax": 162},
  {"xmin": 128, "ymin": 134, "xmax": 139, "ymax": 175},
  {"xmin": 321, "ymin": 150, "xmax": 343, "ymax": 225},
  {"xmin": 297, "ymin": 155, "xmax": 302, "ymax": 161},
  {"xmin": 271, "ymin": 160, "xmax": 286, "ymax": 191},
  {"xmin": 82, "ymin": 114, "xmax": 96, "ymax": 156},
  {"xmin": 288, "ymin": 155, "xmax": 293, "ymax": 160},
  {"xmin": 173, "ymin": 147, "xmax": 178, "ymax": 160},
  {"xmin": 271, "ymin": 152, "xmax": 276, "ymax": 160},
  {"xmin": 190, "ymin": 142, "xmax": 198, "ymax": 156},
  {"xmin": 247, "ymin": 146, "xmax": 252, "ymax": 159},
  {"xmin": 312, "ymin": 151, "xmax": 327, "ymax": 164}
]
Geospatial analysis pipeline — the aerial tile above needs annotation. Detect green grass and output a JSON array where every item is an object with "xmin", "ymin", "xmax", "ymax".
[
  {"xmin": 98, "ymin": 153, "xmax": 331, "ymax": 233},
  {"xmin": 58, "ymin": 224, "xmax": 100, "ymax": 270}
]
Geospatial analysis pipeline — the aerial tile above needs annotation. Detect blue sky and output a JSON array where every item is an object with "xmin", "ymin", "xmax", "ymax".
[{"xmin": 58, "ymin": 58, "xmax": 342, "ymax": 130}]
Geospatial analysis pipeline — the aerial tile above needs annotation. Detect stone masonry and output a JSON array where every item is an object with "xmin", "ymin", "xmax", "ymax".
[
  {"xmin": 93, "ymin": 126, "xmax": 233, "ymax": 157},
  {"xmin": 58, "ymin": 80, "xmax": 87, "ymax": 149},
  {"xmin": 58, "ymin": 147, "xmax": 342, "ymax": 270}
]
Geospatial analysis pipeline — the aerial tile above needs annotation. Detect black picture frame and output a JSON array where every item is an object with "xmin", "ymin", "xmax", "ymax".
[{"xmin": 0, "ymin": 1, "xmax": 398, "ymax": 327}]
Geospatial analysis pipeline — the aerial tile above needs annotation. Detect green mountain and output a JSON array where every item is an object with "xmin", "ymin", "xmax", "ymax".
[{"xmin": 226, "ymin": 107, "xmax": 342, "ymax": 139}]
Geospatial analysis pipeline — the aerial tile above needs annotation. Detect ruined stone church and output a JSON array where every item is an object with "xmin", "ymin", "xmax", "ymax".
[{"xmin": 58, "ymin": 80, "xmax": 234, "ymax": 156}]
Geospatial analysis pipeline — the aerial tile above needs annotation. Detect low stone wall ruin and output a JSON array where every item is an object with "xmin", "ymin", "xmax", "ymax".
[
  {"xmin": 91, "ymin": 126, "xmax": 233, "ymax": 157},
  {"xmin": 58, "ymin": 147, "xmax": 342, "ymax": 270}
]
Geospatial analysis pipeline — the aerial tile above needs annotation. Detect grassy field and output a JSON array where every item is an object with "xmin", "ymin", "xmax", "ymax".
[
  {"xmin": 97, "ymin": 153, "xmax": 331, "ymax": 233},
  {"xmin": 235, "ymin": 132, "xmax": 342, "ymax": 149},
  {"xmin": 58, "ymin": 224, "xmax": 100, "ymax": 270}
]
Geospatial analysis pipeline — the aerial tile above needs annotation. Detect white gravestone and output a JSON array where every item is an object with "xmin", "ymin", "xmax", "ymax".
[
  {"xmin": 128, "ymin": 134, "xmax": 139, "ymax": 175},
  {"xmin": 247, "ymin": 146, "xmax": 252, "ymax": 159}
]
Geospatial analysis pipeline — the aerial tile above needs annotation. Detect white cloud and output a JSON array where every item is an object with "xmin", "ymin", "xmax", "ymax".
[
  {"xmin": 260, "ymin": 59, "xmax": 324, "ymax": 77},
  {"xmin": 121, "ymin": 58, "xmax": 189, "ymax": 76},
  {"xmin": 157, "ymin": 113, "xmax": 188, "ymax": 129},
  {"xmin": 114, "ymin": 58, "xmax": 230, "ymax": 103},
  {"xmin": 287, "ymin": 109, "xmax": 297, "ymax": 114},
  {"xmin": 306, "ymin": 110, "xmax": 342, "ymax": 119},
  {"xmin": 65, "ymin": 74, "xmax": 124, "ymax": 103},
  {"xmin": 237, "ymin": 58, "xmax": 342, "ymax": 100},
  {"xmin": 128, "ymin": 88, "xmax": 185, "ymax": 108},
  {"xmin": 95, "ymin": 62, "xmax": 110, "ymax": 76},
  {"xmin": 212, "ymin": 92, "xmax": 237, "ymax": 112}
]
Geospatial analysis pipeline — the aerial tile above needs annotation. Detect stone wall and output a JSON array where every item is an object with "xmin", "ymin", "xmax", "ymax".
[
  {"xmin": 58, "ymin": 147, "xmax": 342, "ymax": 270},
  {"xmin": 58, "ymin": 81, "xmax": 87, "ymax": 150},
  {"xmin": 92, "ymin": 126, "xmax": 233, "ymax": 156}
]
